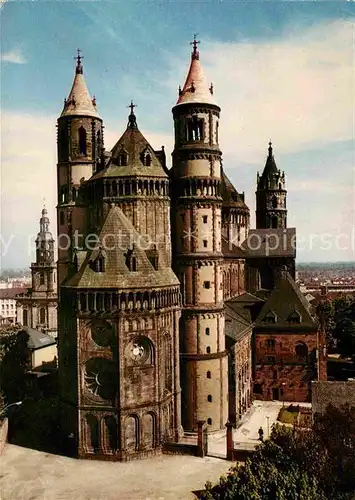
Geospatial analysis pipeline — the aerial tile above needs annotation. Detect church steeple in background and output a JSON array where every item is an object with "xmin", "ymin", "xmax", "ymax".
[
  {"xmin": 36, "ymin": 205, "xmax": 55, "ymax": 264},
  {"xmin": 255, "ymin": 141, "xmax": 287, "ymax": 229}
]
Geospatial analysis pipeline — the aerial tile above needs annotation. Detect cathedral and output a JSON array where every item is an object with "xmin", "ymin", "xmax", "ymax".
[{"xmin": 56, "ymin": 41, "xmax": 326, "ymax": 461}]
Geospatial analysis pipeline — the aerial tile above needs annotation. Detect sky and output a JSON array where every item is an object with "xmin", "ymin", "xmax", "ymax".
[{"xmin": 1, "ymin": 0, "xmax": 354, "ymax": 268}]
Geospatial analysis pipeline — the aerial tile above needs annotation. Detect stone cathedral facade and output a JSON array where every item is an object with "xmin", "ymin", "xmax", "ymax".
[{"xmin": 56, "ymin": 43, "xmax": 324, "ymax": 461}]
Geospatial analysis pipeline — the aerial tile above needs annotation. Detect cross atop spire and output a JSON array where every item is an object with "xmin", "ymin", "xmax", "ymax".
[
  {"xmin": 75, "ymin": 48, "xmax": 83, "ymax": 74},
  {"xmin": 127, "ymin": 100, "xmax": 137, "ymax": 115},
  {"xmin": 190, "ymin": 34, "xmax": 200, "ymax": 60},
  {"xmin": 268, "ymin": 140, "xmax": 273, "ymax": 157},
  {"xmin": 127, "ymin": 100, "xmax": 138, "ymax": 129}
]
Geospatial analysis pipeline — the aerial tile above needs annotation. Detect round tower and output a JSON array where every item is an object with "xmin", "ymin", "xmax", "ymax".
[
  {"xmin": 256, "ymin": 142, "xmax": 287, "ymax": 229},
  {"xmin": 57, "ymin": 50, "xmax": 103, "ymax": 284},
  {"xmin": 171, "ymin": 38, "xmax": 228, "ymax": 432}
]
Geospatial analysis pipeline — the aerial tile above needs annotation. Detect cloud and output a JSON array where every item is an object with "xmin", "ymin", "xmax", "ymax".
[
  {"xmin": 1, "ymin": 112, "xmax": 57, "ymax": 267},
  {"xmin": 167, "ymin": 19, "xmax": 353, "ymax": 164},
  {"xmin": 0, "ymin": 112, "xmax": 172, "ymax": 268},
  {"xmin": 1, "ymin": 48, "xmax": 27, "ymax": 64},
  {"xmin": 1, "ymin": 18, "xmax": 354, "ymax": 265}
]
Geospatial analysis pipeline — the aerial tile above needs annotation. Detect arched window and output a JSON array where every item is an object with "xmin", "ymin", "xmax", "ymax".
[
  {"xmin": 186, "ymin": 116, "xmax": 204, "ymax": 141},
  {"xmin": 40, "ymin": 307, "xmax": 46, "ymax": 324},
  {"xmin": 96, "ymin": 130, "xmax": 101, "ymax": 157},
  {"xmin": 271, "ymin": 216, "xmax": 278, "ymax": 229},
  {"xmin": 295, "ymin": 342, "xmax": 308, "ymax": 360},
  {"xmin": 207, "ymin": 371, "xmax": 211, "ymax": 379},
  {"xmin": 40, "ymin": 273, "xmax": 45, "ymax": 285},
  {"xmin": 60, "ymin": 129, "xmax": 67, "ymax": 160},
  {"xmin": 145, "ymin": 153, "xmax": 152, "ymax": 166},
  {"xmin": 118, "ymin": 151, "xmax": 128, "ymax": 166},
  {"xmin": 23, "ymin": 309, "xmax": 28, "ymax": 327},
  {"xmin": 207, "ymin": 418, "xmax": 212, "ymax": 425},
  {"xmin": 205, "ymin": 328, "xmax": 210, "ymax": 335},
  {"xmin": 206, "ymin": 346, "xmax": 211, "ymax": 354},
  {"xmin": 125, "ymin": 415, "xmax": 139, "ymax": 451},
  {"xmin": 104, "ymin": 416, "xmax": 117, "ymax": 451},
  {"xmin": 59, "ymin": 211, "xmax": 65, "ymax": 225},
  {"xmin": 272, "ymin": 196, "xmax": 278, "ymax": 209},
  {"xmin": 86, "ymin": 414, "xmax": 99, "ymax": 452},
  {"xmin": 207, "ymin": 395, "xmax": 212, "ymax": 402},
  {"xmin": 96, "ymin": 256, "xmax": 105, "ymax": 272},
  {"xmin": 78, "ymin": 127, "xmax": 87, "ymax": 155}
]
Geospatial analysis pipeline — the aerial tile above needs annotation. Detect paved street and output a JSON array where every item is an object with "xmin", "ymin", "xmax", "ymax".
[
  {"xmin": 0, "ymin": 445, "xmax": 231, "ymax": 500},
  {"xmin": 209, "ymin": 400, "xmax": 311, "ymax": 457},
  {"xmin": 0, "ymin": 401, "xmax": 311, "ymax": 500}
]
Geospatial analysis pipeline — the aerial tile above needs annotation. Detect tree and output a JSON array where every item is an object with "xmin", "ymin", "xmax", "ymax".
[
  {"xmin": 318, "ymin": 296, "xmax": 355, "ymax": 359},
  {"xmin": 198, "ymin": 405, "xmax": 355, "ymax": 500},
  {"xmin": 0, "ymin": 327, "xmax": 31, "ymax": 403}
]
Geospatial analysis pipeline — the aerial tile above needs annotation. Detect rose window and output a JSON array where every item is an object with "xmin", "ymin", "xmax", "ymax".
[
  {"xmin": 84, "ymin": 358, "xmax": 116, "ymax": 401},
  {"xmin": 126, "ymin": 336, "xmax": 153, "ymax": 366}
]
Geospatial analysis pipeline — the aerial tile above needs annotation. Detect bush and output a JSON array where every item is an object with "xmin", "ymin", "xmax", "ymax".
[{"xmin": 198, "ymin": 405, "xmax": 355, "ymax": 500}]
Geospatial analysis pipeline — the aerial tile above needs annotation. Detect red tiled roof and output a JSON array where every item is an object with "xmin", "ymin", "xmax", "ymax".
[{"xmin": 0, "ymin": 287, "xmax": 29, "ymax": 299}]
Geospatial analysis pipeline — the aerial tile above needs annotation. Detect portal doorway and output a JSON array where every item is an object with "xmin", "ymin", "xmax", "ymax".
[{"xmin": 272, "ymin": 387, "xmax": 280, "ymax": 400}]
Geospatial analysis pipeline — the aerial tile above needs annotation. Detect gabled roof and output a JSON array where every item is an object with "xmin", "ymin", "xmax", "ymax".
[
  {"xmin": 254, "ymin": 271, "xmax": 316, "ymax": 330},
  {"xmin": 175, "ymin": 43, "xmax": 217, "ymax": 107},
  {"xmin": 241, "ymin": 228, "xmax": 296, "ymax": 259},
  {"xmin": 220, "ymin": 169, "xmax": 249, "ymax": 210},
  {"xmin": 65, "ymin": 205, "xmax": 179, "ymax": 290},
  {"xmin": 23, "ymin": 327, "xmax": 56, "ymax": 350},
  {"xmin": 225, "ymin": 292, "xmax": 265, "ymax": 341},
  {"xmin": 91, "ymin": 111, "xmax": 167, "ymax": 180},
  {"xmin": 0, "ymin": 287, "xmax": 29, "ymax": 299},
  {"xmin": 61, "ymin": 57, "xmax": 100, "ymax": 119}
]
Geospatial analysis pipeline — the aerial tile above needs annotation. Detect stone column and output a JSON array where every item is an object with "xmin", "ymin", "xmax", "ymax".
[
  {"xmin": 197, "ymin": 420, "xmax": 207, "ymax": 458},
  {"xmin": 226, "ymin": 421, "xmax": 234, "ymax": 461}
]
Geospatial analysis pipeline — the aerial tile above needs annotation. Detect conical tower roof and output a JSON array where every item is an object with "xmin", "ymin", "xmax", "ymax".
[
  {"xmin": 61, "ymin": 51, "xmax": 100, "ymax": 119},
  {"xmin": 175, "ymin": 37, "xmax": 217, "ymax": 107},
  {"xmin": 257, "ymin": 142, "xmax": 284, "ymax": 190},
  {"xmin": 262, "ymin": 141, "xmax": 279, "ymax": 177}
]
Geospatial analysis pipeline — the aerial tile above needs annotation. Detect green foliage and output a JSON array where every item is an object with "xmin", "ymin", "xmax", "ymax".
[
  {"xmin": 277, "ymin": 407, "xmax": 298, "ymax": 425},
  {"xmin": 319, "ymin": 296, "xmax": 355, "ymax": 359},
  {"xmin": 9, "ymin": 396, "xmax": 63, "ymax": 454},
  {"xmin": 0, "ymin": 327, "xmax": 31, "ymax": 403},
  {"xmin": 198, "ymin": 405, "xmax": 355, "ymax": 500}
]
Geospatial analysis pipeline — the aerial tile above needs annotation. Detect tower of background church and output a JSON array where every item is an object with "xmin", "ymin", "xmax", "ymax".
[
  {"xmin": 56, "ymin": 50, "xmax": 103, "ymax": 285},
  {"xmin": 17, "ymin": 206, "xmax": 58, "ymax": 337},
  {"xmin": 171, "ymin": 38, "xmax": 228, "ymax": 432},
  {"xmin": 256, "ymin": 142, "xmax": 287, "ymax": 229}
]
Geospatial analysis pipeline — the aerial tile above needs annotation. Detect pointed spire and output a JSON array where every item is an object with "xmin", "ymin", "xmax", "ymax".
[
  {"xmin": 262, "ymin": 140, "xmax": 279, "ymax": 176},
  {"xmin": 36, "ymin": 204, "xmax": 55, "ymax": 264},
  {"xmin": 61, "ymin": 50, "xmax": 100, "ymax": 119},
  {"xmin": 127, "ymin": 100, "xmax": 138, "ymax": 129},
  {"xmin": 40, "ymin": 205, "xmax": 49, "ymax": 234},
  {"xmin": 190, "ymin": 33, "xmax": 200, "ymax": 60},
  {"xmin": 75, "ymin": 48, "xmax": 83, "ymax": 74},
  {"xmin": 175, "ymin": 37, "xmax": 217, "ymax": 106}
]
